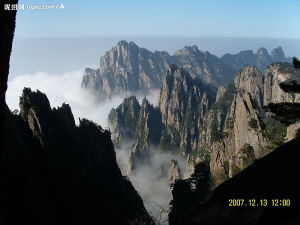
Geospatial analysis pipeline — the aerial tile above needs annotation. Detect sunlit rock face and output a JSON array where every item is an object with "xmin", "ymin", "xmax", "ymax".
[
  {"xmin": 159, "ymin": 65, "xmax": 213, "ymax": 157},
  {"xmin": 215, "ymin": 85, "xmax": 227, "ymax": 103},
  {"xmin": 285, "ymin": 122, "xmax": 300, "ymax": 142},
  {"xmin": 168, "ymin": 160, "xmax": 182, "ymax": 184},
  {"xmin": 173, "ymin": 45, "xmax": 235, "ymax": 87},
  {"xmin": 206, "ymin": 66, "xmax": 268, "ymax": 186},
  {"xmin": 82, "ymin": 41, "xmax": 237, "ymax": 102},
  {"xmin": 108, "ymin": 65, "xmax": 213, "ymax": 170},
  {"xmin": 82, "ymin": 41, "xmax": 171, "ymax": 101},
  {"xmin": 109, "ymin": 60, "xmax": 299, "ymax": 188},
  {"xmin": 200, "ymin": 63, "xmax": 299, "ymax": 187},
  {"xmin": 264, "ymin": 62, "xmax": 300, "ymax": 106},
  {"xmin": 233, "ymin": 66, "xmax": 263, "ymax": 107}
]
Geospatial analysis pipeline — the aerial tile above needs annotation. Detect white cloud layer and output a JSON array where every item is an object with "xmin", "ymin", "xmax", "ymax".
[
  {"xmin": 6, "ymin": 70, "xmax": 159, "ymax": 128},
  {"xmin": 116, "ymin": 146, "xmax": 185, "ymax": 224},
  {"xmin": 6, "ymin": 70, "xmax": 175, "ymax": 224}
]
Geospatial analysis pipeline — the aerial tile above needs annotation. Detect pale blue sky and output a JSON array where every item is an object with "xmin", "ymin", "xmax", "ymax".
[
  {"xmin": 16, "ymin": 0, "xmax": 300, "ymax": 39},
  {"xmin": 10, "ymin": 0, "xmax": 300, "ymax": 76}
]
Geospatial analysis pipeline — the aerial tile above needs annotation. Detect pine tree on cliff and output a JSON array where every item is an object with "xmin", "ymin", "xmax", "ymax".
[
  {"xmin": 267, "ymin": 57, "xmax": 300, "ymax": 134},
  {"xmin": 292, "ymin": 57, "xmax": 300, "ymax": 69}
]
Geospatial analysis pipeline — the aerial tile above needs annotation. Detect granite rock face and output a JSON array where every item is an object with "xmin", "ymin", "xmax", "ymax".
[
  {"xmin": 168, "ymin": 61, "xmax": 300, "ymax": 225},
  {"xmin": 173, "ymin": 45, "xmax": 235, "ymax": 87},
  {"xmin": 233, "ymin": 66, "xmax": 263, "ymax": 107},
  {"xmin": 285, "ymin": 121, "xmax": 300, "ymax": 142},
  {"xmin": 205, "ymin": 66, "xmax": 268, "ymax": 186},
  {"xmin": 159, "ymin": 65, "xmax": 213, "ymax": 156},
  {"xmin": 168, "ymin": 160, "xmax": 182, "ymax": 184},
  {"xmin": 264, "ymin": 62, "xmax": 300, "ymax": 106},
  {"xmin": 108, "ymin": 96, "xmax": 141, "ymax": 147},
  {"xmin": 109, "ymin": 62, "xmax": 299, "ymax": 186},
  {"xmin": 109, "ymin": 65, "xmax": 213, "ymax": 174},
  {"xmin": 127, "ymin": 98, "xmax": 163, "ymax": 174},
  {"xmin": 221, "ymin": 46, "xmax": 290, "ymax": 72},
  {"xmin": 82, "ymin": 41, "xmax": 171, "ymax": 101},
  {"xmin": 82, "ymin": 41, "xmax": 236, "ymax": 101},
  {"xmin": 200, "ymin": 63, "xmax": 299, "ymax": 186},
  {"xmin": 215, "ymin": 86, "xmax": 227, "ymax": 103},
  {"xmin": 109, "ymin": 96, "xmax": 163, "ymax": 175},
  {"xmin": 82, "ymin": 43, "xmax": 291, "ymax": 102}
]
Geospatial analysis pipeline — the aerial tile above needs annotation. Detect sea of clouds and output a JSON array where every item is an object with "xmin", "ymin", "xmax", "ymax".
[
  {"xmin": 6, "ymin": 70, "xmax": 159, "ymax": 127},
  {"xmin": 6, "ymin": 70, "xmax": 178, "ymax": 224}
]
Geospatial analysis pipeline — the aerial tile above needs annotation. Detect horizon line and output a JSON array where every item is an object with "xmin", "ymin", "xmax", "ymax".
[{"xmin": 14, "ymin": 36, "xmax": 300, "ymax": 41}]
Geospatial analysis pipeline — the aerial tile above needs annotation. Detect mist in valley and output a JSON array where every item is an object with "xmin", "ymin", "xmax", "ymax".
[
  {"xmin": 6, "ymin": 69, "xmax": 182, "ymax": 223},
  {"xmin": 116, "ymin": 145, "xmax": 185, "ymax": 224},
  {"xmin": 7, "ymin": 70, "xmax": 158, "ymax": 126}
]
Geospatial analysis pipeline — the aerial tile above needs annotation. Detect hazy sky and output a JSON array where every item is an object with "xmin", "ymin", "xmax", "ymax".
[
  {"xmin": 9, "ymin": 0, "xmax": 300, "ymax": 76},
  {"xmin": 16, "ymin": 0, "xmax": 300, "ymax": 39}
]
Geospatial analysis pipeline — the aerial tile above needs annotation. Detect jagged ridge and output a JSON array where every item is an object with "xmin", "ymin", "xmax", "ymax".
[
  {"xmin": 1, "ymin": 88, "xmax": 152, "ymax": 225},
  {"xmin": 82, "ymin": 41, "xmax": 290, "ymax": 102}
]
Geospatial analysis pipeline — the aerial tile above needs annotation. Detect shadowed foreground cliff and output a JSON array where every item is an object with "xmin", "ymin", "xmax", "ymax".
[
  {"xmin": 0, "ymin": 7, "xmax": 152, "ymax": 225},
  {"xmin": 1, "ymin": 88, "xmax": 152, "ymax": 225},
  {"xmin": 169, "ymin": 138, "xmax": 300, "ymax": 225}
]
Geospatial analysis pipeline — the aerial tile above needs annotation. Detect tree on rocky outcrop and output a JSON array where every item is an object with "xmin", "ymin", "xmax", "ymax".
[
  {"xmin": 267, "ymin": 103, "xmax": 300, "ymax": 125},
  {"xmin": 169, "ymin": 179, "xmax": 193, "ymax": 225},
  {"xmin": 292, "ymin": 57, "xmax": 300, "ymax": 69},
  {"xmin": 266, "ymin": 58, "xmax": 300, "ymax": 138},
  {"xmin": 169, "ymin": 162, "xmax": 211, "ymax": 225},
  {"xmin": 211, "ymin": 128, "xmax": 230, "ymax": 178},
  {"xmin": 188, "ymin": 162, "xmax": 211, "ymax": 196},
  {"xmin": 248, "ymin": 118, "xmax": 258, "ymax": 129}
]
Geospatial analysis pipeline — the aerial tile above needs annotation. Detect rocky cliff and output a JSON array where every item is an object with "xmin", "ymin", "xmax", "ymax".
[
  {"xmin": 109, "ymin": 61, "xmax": 298, "ymax": 186},
  {"xmin": 169, "ymin": 138, "xmax": 300, "ymax": 225},
  {"xmin": 109, "ymin": 65, "xmax": 214, "ymax": 174},
  {"xmin": 173, "ymin": 45, "xmax": 235, "ymax": 87},
  {"xmin": 1, "ymin": 88, "xmax": 152, "ymax": 225},
  {"xmin": 264, "ymin": 62, "xmax": 300, "ymax": 105},
  {"xmin": 168, "ymin": 160, "xmax": 182, "ymax": 184},
  {"xmin": 108, "ymin": 96, "xmax": 141, "ymax": 147},
  {"xmin": 82, "ymin": 41, "xmax": 242, "ymax": 101},
  {"xmin": 159, "ymin": 65, "xmax": 214, "ymax": 156},
  {"xmin": 221, "ymin": 46, "xmax": 290, "ymax": 72},
  {"xmin": 200, "ymin": 66, "xmax": 268, "ymax": 186},
  {"xmin": 168, "ymin": 61, "xmax": 300, "ymax": 225},
  {"xmin": 0, "ymin": 10, "xmax": 152, "ymax": 225},
  {"xmin": 198, "ymin": 63, "xmax": 300, "ymax": 186},
  {"xmin": 180, "ymin": 63, "xmax": 299, "ymax": 187},
  {"xmin": 127, "ymin": 98, "xmax": 163, "ymax": 174},
  {"xmin": 82, "ymin": 41, "xmax": 171, "ymax": 101},
  {"xmin": 82, "ymin": 42, "xmax": 291, "ymax": 102},
  {"xmin": 109, "ymin": 96, "xmax": 163, "ymax": 174}
]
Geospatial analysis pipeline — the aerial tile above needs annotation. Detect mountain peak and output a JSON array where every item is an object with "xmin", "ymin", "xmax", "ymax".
[
  {"xmin": 256, "ymin": 47, "xmax": 268, "ymax": 56},
  {"xmin": 19, "ymin": 87, "xmax": 51, "ymax": 119},
  {"xmin": 174, "ymin": 45, "xmax": 201, "ymax": 56},
  {"xmin": 141, "ymin": 97, "xmax": 150, "ymax": 107},
  {"xmin": 234, "ymin": 65, "xmax": 263, "ymax": 107},
  {"xmin": 166, "ymin": 65, "xmax": 192, "ymax": 82},
  {"xmin": 240, "ymin": 65, "xmax": 260, "ymax": 75},
  {"xmin": 271, "ymin": 46, "xmax": 285, "ymax": 61},
  {"xmin": 234, "ymin": 65, "xmax": 262, "ymax": 88},
  {"xmin": 116, "ymin": 40, "xmax": 138, "ymax": 49},
  {"xmin": 117, "ymin": 40, "xmax": 129, "ymax": 46}
]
